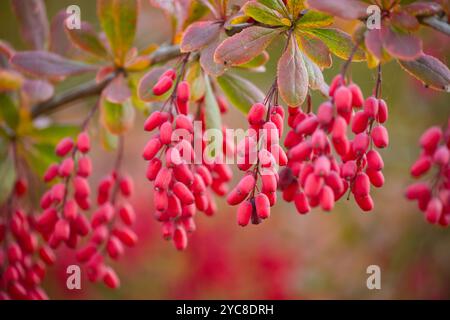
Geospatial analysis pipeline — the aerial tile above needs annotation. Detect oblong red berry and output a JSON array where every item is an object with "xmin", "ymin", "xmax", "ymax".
[
  {"xmin": 353, "ymin": 132, "xmax": 370, "ymax": 156},
  {"xmin": 77, "ymin": 131, "xmax": 90, "ymax": 153},
  {"xmin": 294, "ymin": 191, "xmax": 310, "ymax": 214},
  {"xmin": 317, "ymin": 101, "xmax": 333, "ymax": 125},
  {"xmin": 371, "ymin": 125, "xmax": 389, "ymax": 148},
  {"xmin": 352, "ymin": 111, "xmax": 369, "ymax": 134},
  {"xmin": 334, "ymin": 86, "xmax": 352, "ymax": 114},
  {"xmin": 237, "ymin": 200, "xmax": 253, "ymax": 226},
  {"xmin": 261, "ymin": 173, "xmax": 277, "ymax": 193},
  {"xmin": 366, "ymin": 168, "xmax": 384, "ymax": 187},
  {"xmin": 159, "ymin": 122, "xmax": 173, "ymax": 145},
  {"xmin": 73, "ymin": 176, "xmax": 90, "ymax": 199},
  {"xmin": 44, "ymin": 163, "xmax": 59, "ymax": 182},
  {"xmin": 119, "ymin": 175, "xmax": 133, "ymax": 197},
  {"xmin": 410, "ymin": 156, "xmax": 432, "ymax": 177},
  {"xmin": 353, "ymin": 172, "xmax": 370, "ymax": 197},
  {"xmin": 77, "ymin": 156, "xmax": 92, "ymax": 177},
  {"xmin": 377, "ymin": 99, "xmax": 388, "ymax": 123},
  {"xmin": 314, "ymin": 156, "xmax": 331, "ymax": 177},
  {"xmin": 103, "ymin": 267, "xmax": 120, "ymax": 289},
  {"xmin": 173, "ymin": 182, "xmax": 195, "ymax": 205},
  {"xmin": 319, "ymin": 185, "xmax": 335, "ymax": 211},
  {"xmin": 349, "ymin": 83, "xmax": 364, "ymax": 108},
  {"xmin": 248, "ymin": 103, "xmax": 267, "ymax": 125},
  {"xmin": 426, "ymin": 198, "xmax": 442, "ymax": 224},
  {"xmin": 304, "ymin": 174, "xmax": 323, "ymax": 198},
  {"xmin": 55, "ymin": 137, "xmax": 74, "ymax": 157},
  {"xmin": 236, "ymin": 174, "xmax": 256, "ymax": 195},
  {"xmin": 175, "ymin": 114, "xmax": 193, "ymax": 133},
  {"xmin": 142, "ymin": 137, "xmax": 162, "ymax": 160},
  {"xmin": 112, "ymin": 227, "xmax": 138, "ymax": 247},
  {"xmin": 173, "ymin": 226, "xmax": 187, "ymax": 250},
  {"xmin": 146, "ymin": 158, "xmax": 162, "ymax": 181},
  {"xmin": 296, "ymin": 116, "xmax": 318, "ymax": 136},
  {"xmin": 255, "ymin": 193, "xmax": 270, "ymax": 219},
  {"xmin": 355, "ymin": 194, "xmax": 374, "ymax": 211},
  {"xmin": 154, "ymin": 190, "xmax": 168, "ymax": 212},
  {"xmin": 177, "ymin": 81, "xmax": 190, "ymax": 103},
  {"xmin": 363, "ymin": 96, "xmax": 379, "ymax": 119},
  {"xmin": 144, "ymin": 111, "xmax": 169, "ymax": 132},
  {"xmin": 155, "ymin": 167, "xmax": 172, "ymax": 190},
  {"xmin": 119, "ymin": 203, "xmax": 136, "ymax": 226},
  {"xmin": 329, "ymin": 74, "xmax": 344, "ymax": 97},
  {"xmin": 58, "ymin": 158, "xmax": 74, "ymax": 177},
  {"xmin": 153, "ymin": 76, "xmax": 173, "ymax": 96},
  {"xmin": 107, "ymin": 236, "xmax": 124, "ymax": 260},
  {"xmin": 288, "ymin": 140, "xmax": 312, "ymax": 161},
  {"xmin": 420, "ymin": 126, "xmax": 442, "ymax": 152},
  {"xmin": 433, "ymin": 145, "xmax": 449, "ymax": 166},
  {"xmin": 367, "ymin": 150, "xmax": 384, "ymax": 171}
]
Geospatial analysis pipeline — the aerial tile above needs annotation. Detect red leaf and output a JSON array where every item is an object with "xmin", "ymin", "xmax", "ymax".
[
  {"xmin": 381, "ymin": 27, "xmax": 422, "ymax": 60},
  {"xmin": 399, "ymin": 54, "xmax": 450, "ymax": 92},
  {"xmin": 11, "ymin": 0, "xmax": 49, "ymax": 50},
  {"xmin": 365, "ymin": 29, "xmax": 384, "ymax": 60},
  {"xmin": 22, "ymin": 79, "xmax": 54, "ymax": 104},
  {"xmin": 403, "ymin": 2, "xmax": 442, "ymax": 17},
  {"xmin": 49, "ymin": 10, "xmax": 76, "ymax": 57},
  {"xmin": 214, "ymin": 26, "xmax": 283, "ymax": 66},
  {"xmin": 11, "ymin": 51, "xmax": 96, "ymax": 79},
  {"xmin": 180, "ymin": 21, "xmax": 223, "ymax": 53},
  {"xmin": 390, "ymin": 12, "xmax": 419, "ymax": 31},
  {"xmin": 200, "ymin": 36, "xmax": 226, "ymax": 76},
  {"xmin": 277, "ymin": 36, "xmax": 308, "ymax": 107},
  {"xmin": 306, "ymin": 0, "xmax": 368, "ymax": 20},
  {"xmin": 103, "ymin": 74, "xmax": 131, "ymax": 103}
]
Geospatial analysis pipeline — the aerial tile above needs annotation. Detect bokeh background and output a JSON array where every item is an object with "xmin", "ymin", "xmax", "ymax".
[{"xmin": 0, "ymin": 0, "xmax": 449, "ymax": 299}]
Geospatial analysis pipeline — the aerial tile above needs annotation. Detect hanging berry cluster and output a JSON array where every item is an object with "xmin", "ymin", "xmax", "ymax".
[
  {"xmin": 142, "ymin": 55, "xmax": 232, "ymax": 250},
  {"xmin": 227, "ymin": 81, "xmax": 287, "ymax": 225},
  {"xmin": 406, "ymin": 123, "xmax": 450, "ymax": 226},
  {"xmin": 37, "ymin": 132, "xmax": 92, "ymax": 249},
  {"xmin": 279, "ymin": 70, "xmax": 389, "ymax": 214},
  {"xmin": 75, "ymin": 137, "xmax": 137, "ymax": 289},
  {"xmin": 1, "ymin": 156, "xmax": 53, "ymax": 299}
]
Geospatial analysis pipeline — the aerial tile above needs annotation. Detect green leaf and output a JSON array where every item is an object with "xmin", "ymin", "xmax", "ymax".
[
  {"xmin": 295, "ymin": 10, "xmax": 333, "ymax": 28},
  {"xmin": 215, "ymin": 26, "xmax": 284, "ymax": 66},
  {"xmin": 98, "ymin": 0, "xmax": 138, "ymax": 66},
  {"xmin": 22, "ymin": 143, "xmax": 59, "ymax": 177},
  {"xmin": 186, "ymin": 61, "xmax": 206, "ymax": 101},
  {"xmin": 300, "ymin": 28, "xmax": 365, "ymax": 61},
  {"xmin": 180, "ymin": 21, "xmax": 223, "ymax": 53},
  {"xmin": 243, "ymin": 1, "xmax": 286, "ymax": 26},
  {"xmin": 217, "ymin": 73, "xmax": 265, "ymax": 114},
  {"xmin": 296, "ymin": 32, "xmax": 331, "ymax": 68},
  {"xmin": 0, "ymin": 93, "xmax": 19, "ymax": 130},
  {"xmin": 259, "ymin": 0, "xmax": 289, "ymax": 15},
  {"xmin": 398, "ymin": 54, "xmax": 450, "ymax": 92},
  {"xmin": 66, "ymin": 21, "xmax": 109, "ymax": 58},
  {"xmin": 29, "ymin": 124, "xmax": 79, "ymax": 145},
  {"xmin": 11, "ymin": 0, "xmax": 49, "ymax": 50},
  {"xmin": 238, "ymin": 51, "xmax": 270, "ymax": 69},
  {"xmin": 277, "ymin": 36, "xmax": 308, "ymax": 107},
  {"xmin": 0, "ymin": 149, "xmax": 16, "ymax": 206},
  {"xmin": 203, "ymin": 75, "xmax": 222, "ymax": 131},
  {"xmin": 100, "ymin": 125, "xmax": 118, "ymax": 151},
  {"xmin": 100, "ymin": 98, "xmax": 135, "ymax": 135},
  {"xmin": 303, "ymin": 55, "xmax": 327, "ymax": 94},
  {"xmin": 287, "ymin": 0, "xmax": 306, "ymax": 18}
]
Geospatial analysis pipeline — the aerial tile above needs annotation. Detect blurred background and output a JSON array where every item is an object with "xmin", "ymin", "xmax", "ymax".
[{"xmin": 0, "ymin": 0, "xmax": 449, "ymax": 299}]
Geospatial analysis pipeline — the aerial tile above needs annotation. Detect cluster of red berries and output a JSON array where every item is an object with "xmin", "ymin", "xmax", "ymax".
[
  {"xmin": 406, "ymin": 122, "xmax": 450, "ymax": 226},
  {"xmin": 279, "ymin": 75, "xmax": 389, "ymax": 213},
  {"xmin": 76, "ymin": 169, "xmax": 137, "ymax": 289},
  {"xmin": 37, "ymin": 132, "xmax": 92, "ymax": 249},
  {"xmin": 1, "ymin": 177, "xmax": 53, "ymax": 300},
  {"xmin": 227, "ymin": 102, "xmax": 286, "ymax": 226},
  {"xmin": 143, "ymin": 66, "xmax": 232, "ymax": 250}
]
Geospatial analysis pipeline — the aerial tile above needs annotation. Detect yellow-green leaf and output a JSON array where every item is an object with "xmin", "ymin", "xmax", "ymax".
[
  {"xmin": 100, "ymin": 97, "xmax": 135, "ymax": 135},
  {"xmin": 0, "ymin": 93, "xmax": 19, "ymax": 130},
  {"xmin": 243, "ymin": 1, "xmax": 286, "ymax": 26},
  {"xmin": 217, "ymin": 73, "xmax": 265, "ymax": 114},
  {"xmin": 0, "ymin": 69, "xmax": 24, "ymax": 91},
  {"xmin": 300, "ymin": 28, "xmax": 365, "ymax": 61},
  {"xmin": 98, "ymin": 0, "xmax": 138, "ymax": 66},
  {"xmin": 287, "ymin": 0, "xmax": 306, "ymax": 18},
  {"xmin": 295, "ymin": 10, "xmax": 333, "ymax": 28},
  {"xmin": 0, "ymin": 148, "xmax": 16, "ymax": 206},
  {"xmin": 186, "ymin": 61, "xmax": 205, "ymax": 101},
  {"xmin": 296, "ymin": 32, "xmax": 331, "ymax": 68},
  {"xmin": 66, "ymin": 21, "xmax": 109, "ymax": 58}
]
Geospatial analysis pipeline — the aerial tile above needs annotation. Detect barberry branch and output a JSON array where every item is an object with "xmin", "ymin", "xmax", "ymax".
[{"xmin": 31, "ymin": 45, "xmax": 183, "ymax": 119}]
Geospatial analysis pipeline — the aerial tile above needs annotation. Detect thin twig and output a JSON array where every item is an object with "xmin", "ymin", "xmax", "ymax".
[{"xmin": 420, "ymin": 16, "xmax": 450, "ymax": 37}]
